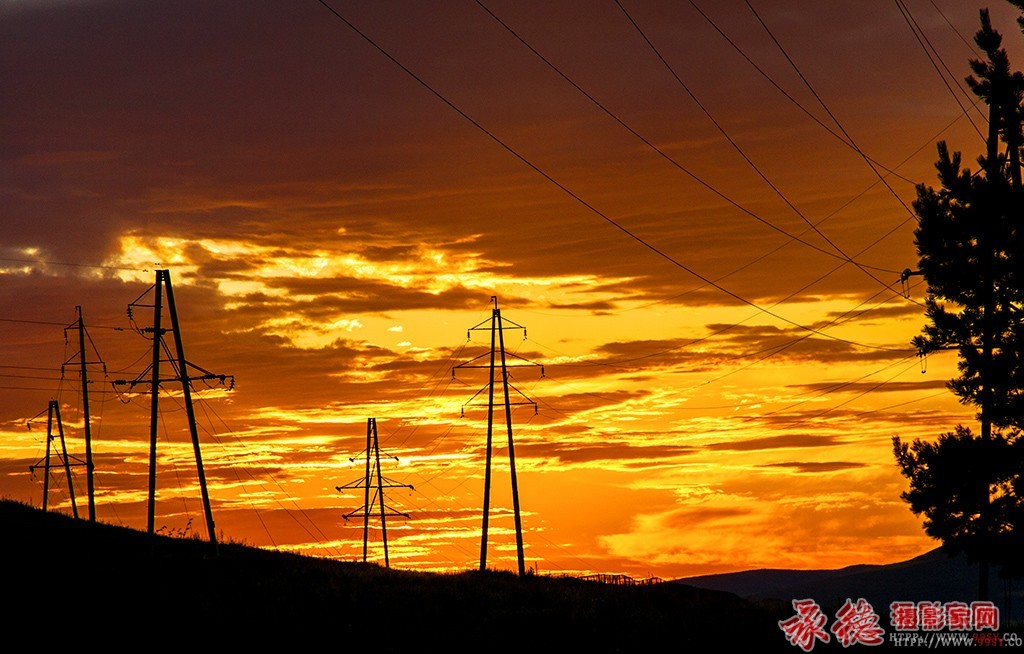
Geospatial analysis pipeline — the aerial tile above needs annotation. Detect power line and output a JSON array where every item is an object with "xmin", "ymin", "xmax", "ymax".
[
  {"xmin": 613, "ymin": 0, "xmax": 898, "ymax": 293},
  {"xmin": 0, "ymin": 256, "xmax": 148, "ymax": 273},
  {"xmin": 929, "ymin": 0, "xmax": 983, "ymax": 57},
  {"xmin": 670, "ymin": 0, "xmax": 986, "ymax": 312},
  {"xmin": 315, "ymin": 0, "xmax": 911, "ymax": 354},
  {"xmin": 474, "ymin": 0, "xmax": 899, "ymax": 276},
  {"xmin": 0, "ymin": 373, "xmax": 65, "ymax": 382},
  {"xmin": 743, "ymin": 0, "xmax": 918, "ymax": 220},
  {"xmin": 684, "ymin": 0, "xmax": 917, "ymax": 186},
  {"xmin": 894, "ymin": 0, "xmax": 987, "ymax": 140},
  {"xmin": 0, "ymin": 316, "xmax": 126, "ymax": 330},
  {"xmin": 0, "ymin": 316, "xmax": 78, "ymax": 328}
]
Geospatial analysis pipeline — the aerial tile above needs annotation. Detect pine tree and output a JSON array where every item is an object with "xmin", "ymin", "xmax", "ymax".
[
  {"xmin": 911, "ymin": 9, "xmax": 1024, "ymax": 433},
  {"xmin": 893, "ymin": 6, "xmax": 1024, "ymax": 601}
]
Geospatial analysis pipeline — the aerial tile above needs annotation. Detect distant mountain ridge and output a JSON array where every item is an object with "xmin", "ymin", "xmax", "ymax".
[{"xmin": 675, "ymin": 548, "xmax": 1024, "ymax": 624}]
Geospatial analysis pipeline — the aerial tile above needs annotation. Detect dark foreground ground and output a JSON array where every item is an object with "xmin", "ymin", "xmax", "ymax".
[{"xmin": 0, "ymin": 499, "xmax": 799, "ymax": 651}]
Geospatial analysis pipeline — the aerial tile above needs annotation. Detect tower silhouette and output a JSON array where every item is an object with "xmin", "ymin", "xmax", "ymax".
[
  {"xmin": 63, "ymin": 305, "xmax": 103, "ymax": 522},
  {"xmin": 113, "ymin": 270, "xmax": 233, "ymax": 546},
  {"xmin": 28, "ymin": 401, "xmax": 85, "ymax": 517},
  {"xmin": 453, "ymin": 297, "xmax": 542, "ymax": 575},
  {"xmin": 336, "ymin": 417, "xmax": 412, "ymax": 568}
]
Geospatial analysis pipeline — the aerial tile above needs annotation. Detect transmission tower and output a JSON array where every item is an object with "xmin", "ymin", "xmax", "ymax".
[
  {"xmin": 62, "ymin": 305, "xmax": 105, "ymax": 522},
  {"xmin": 28, "ymin": 401, "xmax": 86, "ymax": 517},
  {"xmin": 113, "ymin": 270, "xmax": 234, "ymax": 546},
  {"xmin": 336, "ymin": 417, "xmax": 412, "ymax": 568},
  {"xmin": 453, "ymin": 296, "xmax": 543, "ymax": 576}
]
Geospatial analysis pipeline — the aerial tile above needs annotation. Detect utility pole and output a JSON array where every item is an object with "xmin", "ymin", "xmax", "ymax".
[
  {"xmin": 28, "ymin": 401, "xmax": 85, "ymax": 517},
  {"xmin": 63, "ymin": 306, "xmax": 102, "ymax": 522},
  {"xmin": 113, "ymin": 270, "xmax": 234, "ymax": 547},
  {"xmin": 336, "ymin": 417, "xmax": 412, "ymax": 568},
  {"xmin": 453, "ymin": 297, "xmax": 542, "ymax": 576}
]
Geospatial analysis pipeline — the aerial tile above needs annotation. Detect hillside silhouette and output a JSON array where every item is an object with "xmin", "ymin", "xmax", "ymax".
[
  {"xmin": 0, "ymin": 499, "xmax": 792, "ymax": 651},
  {"xmin": 678, "ymin": 547, "xmax": 1024, "ymax": 626}
]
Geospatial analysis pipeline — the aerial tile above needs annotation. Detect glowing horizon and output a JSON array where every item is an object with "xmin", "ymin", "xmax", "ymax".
[{"xmin": 1, "ymin": 0, "xmax": 1016, "ymax": 580}]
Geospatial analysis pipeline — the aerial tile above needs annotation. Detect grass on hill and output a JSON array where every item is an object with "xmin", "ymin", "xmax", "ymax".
[{"xmin": 0, "ymin": 498, "xmax": 793, "ymax": 651}]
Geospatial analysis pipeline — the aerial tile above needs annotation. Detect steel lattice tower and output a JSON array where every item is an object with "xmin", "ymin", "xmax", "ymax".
[
  {"xmin": 63, "ymin": 305, "xmax": 103, "ymax": 522},
  {"xmin": 453, "ymin": 297, "xmax": 543, "ymax": 576},
  {"xmin": 113, "ymin": 270, "xmax": 234, "ymax": 546},
  {"xmin": 336, "ymin": 417, "xmax": 412, "ymax": 568},
  {"xmin": 28, "ymin": 401, "xmax": 86, "ymax": 517}
]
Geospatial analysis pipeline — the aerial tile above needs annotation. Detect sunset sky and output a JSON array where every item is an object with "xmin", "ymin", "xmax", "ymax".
[{"xmin": 3, "ymin": 0, "xmax": 1022, "ymax": 580}]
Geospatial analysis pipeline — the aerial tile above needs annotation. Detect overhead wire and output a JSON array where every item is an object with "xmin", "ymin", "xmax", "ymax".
[
  {"xmin": 742, "ymin": 0, "xmax": 918, "ymax": 220},
  {"xmin": 177, "ymin": 390, "xmax": 344, "ymax": 554},
  {"xmin": 929, "ymin": 0, "xmax": 984, "ymax": 55},
  {"xmin": 894, "ymin": 0, "xmax": 987, "ymax": 139},
  {"xmin": 618, "ymin": 0, "xmax": 987, "ymax": 319},
  {"xmin": 187, "ymin": 379, "xmax": 479, "ymax": 565},
  {"xmin": 309, "ymin": 0, "xmax": 958, "ymax": 573},
  {"xmin": 724, "ymin": 355, "xmax": 943, "ymax": 437},
  {"xmin": 367, "ymin": 312, "xmax": 570, "ymax": 571},
  {"xmin": 188, "ymin": 391, "xmax": 331, "ymax": 548},
  {"xmin": 531, "ymin": 268, "xmax": 921, "ymax": 377},
  {"xmin": 474, "ymin": 0, "xmax": 898, "ymax": 277},
  {"xmin": 485, "ymin": 0, "xmax": 970, "ymax": 329},
  {"xmin": 7, "ymin": 2, "xmax": 992, "ymax": 573},
  {"xmin": 731, "ymin": 353, "xmax": 923, "ymax": 428},
  {"xmin": 684, "ymin": 0, "xmax": 918, "ymax": 186},
  {"xmin": 612, "ymin": 0, "xmax": 898, "ymax": 294},
  {"xmin": 0, "ymin": 256, "xmax": 149, "ymax": 273},
  {"xmin": 683, "ymin": 0, "xmax": 988, "ymax": 295},
  {"xmin": 528, "ymin": 277, "xmax": 926, "ymax": 428},
  {"xmin": 315, "ymin": 0, "xmax": 909, "ymax": 354},
  {"xmin": 322, "ymin": 336, "xmax": 485, "ymax": 567}
]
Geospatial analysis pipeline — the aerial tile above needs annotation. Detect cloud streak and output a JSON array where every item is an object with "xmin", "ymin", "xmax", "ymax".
[{"xmin": 0, "ymin": 0, "xmax": 1012, "ymax": 579}]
